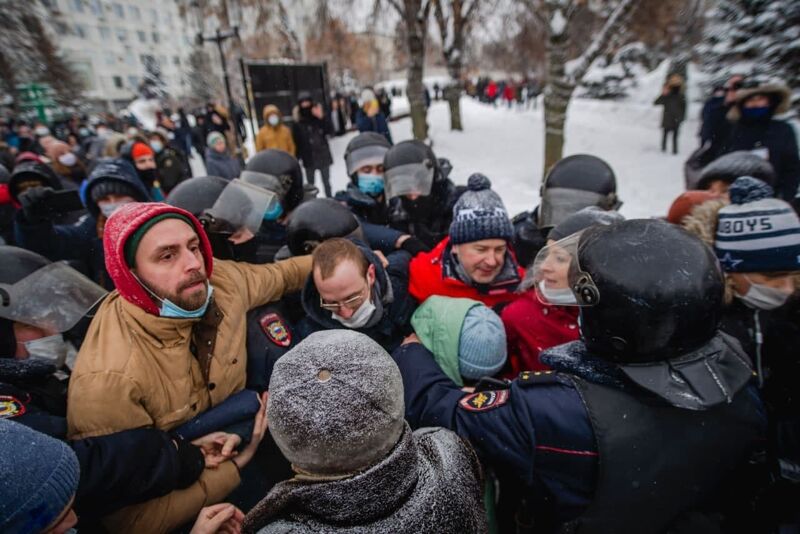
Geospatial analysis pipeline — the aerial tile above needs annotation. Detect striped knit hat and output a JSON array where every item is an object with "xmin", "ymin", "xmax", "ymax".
[{"xmin": 714, "ymin": 176, "xmax": 800, "ymax": 273}]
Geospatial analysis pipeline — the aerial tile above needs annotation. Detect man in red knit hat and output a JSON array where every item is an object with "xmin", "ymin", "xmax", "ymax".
[{"xmin": 66, "ymin": 202, "xmax": 312, "ymax": 533}]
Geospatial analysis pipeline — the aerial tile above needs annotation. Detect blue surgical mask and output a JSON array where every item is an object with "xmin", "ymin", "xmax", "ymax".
[
  {"xmin": 357, "ymin": 174, "xmax": 384, "ymax": 195},
  {"xmin": 263, "ymin": 202, "xmax": 284, "ymax": 221},
  {"xmin": 741, "ymin": 106, "xmax": 771, "ymax": 120},
  {"xmin": 132, "ymin": 271, "xmax": 214, "ymax": 318},
  {"xmin": 150, "ymin": 140, "xmax": 164, "ymax": 153},
  {"xmin": 159, "ymin": 284, "xmax": 214, "ymax": 319}
]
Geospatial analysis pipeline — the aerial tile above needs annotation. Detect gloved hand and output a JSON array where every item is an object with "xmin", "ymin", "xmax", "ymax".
[
  {"xmin": 19, "ymin": 186, "xmax": 57, "ymax": 223},
  {"xmin": 400, "ymin": 236, "xmax": 430, "ymax": 256}
]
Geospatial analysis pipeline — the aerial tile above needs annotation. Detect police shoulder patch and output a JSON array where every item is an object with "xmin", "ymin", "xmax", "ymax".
[
  {"xmin": 459, "ymin": 390, "xmax": 509, "ymax": 412},
  {"xmin": 260, "ymin": 312, "xmax": 292, "ymax": 347},
  {"xmin": 0, "ymin": 395, "xmax": 26, "ymax": 419}
]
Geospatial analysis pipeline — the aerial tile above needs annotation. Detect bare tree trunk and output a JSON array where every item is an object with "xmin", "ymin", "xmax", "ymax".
[
  {"xmin": 541, "ymin": 0, "xmax": 640, "ymax": 174},
  {"xmin": 405, "ymin": 2, "xmax": 431, "ymax": 140}
]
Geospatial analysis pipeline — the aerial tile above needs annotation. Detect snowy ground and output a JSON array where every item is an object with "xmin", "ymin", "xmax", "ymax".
[{"xmin": 325, "ymin": 95, "xmax": 700, "ymax": 220}]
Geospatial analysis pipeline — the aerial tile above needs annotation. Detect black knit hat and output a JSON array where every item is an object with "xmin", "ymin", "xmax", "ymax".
[
  {"xmin": 449, "ymin": 174, "xmax": 513, "ymax": 245},
  {"xmin": 90, "ymin": 179, "xmax": 141, "ymax": 204}
]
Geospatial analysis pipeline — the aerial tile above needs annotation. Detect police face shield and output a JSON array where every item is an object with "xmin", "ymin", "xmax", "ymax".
[
  {"xmin": 539, "ymin": 188, "xmax": 620, "ymax": 229},
  {"xmin": 530, "ymin": 232, "xmax": 599, "ymax": 306},
  {"xmin": 240, "ymin": 170, "xmax": 291, "ymax": 200},
  {"xmin": 0, "ymin": 262, "xmax": 108, "ymax": 333},
  {"xmin": 384, "ymin": 162, "xmax": 435, "ymax": 201},
  {"xmin": 207, "ymin": 179, "xmax": 281, "ymax": 235},
  {"xmin": 346, "ymin": 145, "xmax": 389, "ymax": 176}
]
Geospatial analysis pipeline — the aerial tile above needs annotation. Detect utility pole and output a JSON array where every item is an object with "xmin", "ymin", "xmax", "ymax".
[{"xmin": 196, "ymin": 26, "xmax": 244, "ymax": 163}]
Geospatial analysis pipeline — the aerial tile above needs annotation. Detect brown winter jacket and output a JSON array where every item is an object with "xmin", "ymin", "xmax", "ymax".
[
  {"xmin": 67, "ymin": 255, "xmax": 312, "ymax": 533},
  {"xmin": 256, "ymin": 105, "xmax": 296, "ymax": 155}
]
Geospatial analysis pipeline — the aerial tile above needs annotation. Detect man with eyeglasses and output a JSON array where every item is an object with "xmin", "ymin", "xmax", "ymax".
[{"xmin": 297, "ymin": 237, "xmax": 416, "ymax": 351}]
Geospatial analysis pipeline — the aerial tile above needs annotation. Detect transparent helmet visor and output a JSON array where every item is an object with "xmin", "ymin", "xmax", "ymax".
[
  {"xmin": 539, "ymin": 188, "xmax": 608, "ymax": 228},
  {"xmin": 384, "ymin": 163, "xmax": 435, "ymax": 200},
  {"xmin": 530, "ymin": 232, "xmax": 599, "ymax": 306},
  {"xmin": 345, "ymin": 145, "xmax": 389, "ymax": 176},
  {"xmin": 208, "ymin": 179, "xmax": 280, "ymax": 234},
  {"xmin": 239, "ymin": 170, "xmax": 290, "ymax": 199},
  {"xmin": 0, "ymin": 262, "xmax": 108, "ymax": 332}
]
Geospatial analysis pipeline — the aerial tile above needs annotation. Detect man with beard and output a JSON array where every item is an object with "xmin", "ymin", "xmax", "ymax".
[{"xmin": 66, "ymin": 202, "xmax": 312, "ymax": 533}]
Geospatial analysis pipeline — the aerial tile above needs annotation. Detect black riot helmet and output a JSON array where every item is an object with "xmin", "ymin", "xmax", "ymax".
[
  {"xmin": 344, "ymin": 132, "xmax": 392, "ymax": 181},
  {"xmin": 241, "ymin": 149, "xmax": 304, "ymax": 212},
  {"xmin": 383, "ymin": 140, "xmax": 439, "ymax": 200},
  {"xmin": 166, "ymin": 175, "xmax": 229, "ymax": 217},
  {"xmin": 577, "ymin": 220, "xmax": 723, "ymax": 363},
  {"xmin": 286, "ymin": 198, "xmax": 364, "ymax": 256},
  {"xmin": 0, "ymin": 246, "xmax": 107, "ymax": 334},
  {"xmin": 539, "ymin": 154, "xmax": 621, "ymax": 229},
  {"xmin": 9, "ymin": 161, "xmax": 63, "ymax": 202},
  {"xmin": 0, "ymin": 163, "xmax": 10, "ymax": 185}
]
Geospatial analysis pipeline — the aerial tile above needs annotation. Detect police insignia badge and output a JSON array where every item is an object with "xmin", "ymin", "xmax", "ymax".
[
  {"xmin": 459, "ymin": 389, "xmax": 509, "ymax": 412},
  {"xmin": 260, "ymin": 312, "xmax": 292, "ymax": 347},
  {"xmin": 0, "ymin": 396, "xmax": 26, "ymax": 418}
]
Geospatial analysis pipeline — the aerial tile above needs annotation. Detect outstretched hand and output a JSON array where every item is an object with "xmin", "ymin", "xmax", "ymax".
[
  {"xmin": 190, "ymin": 503, "xmax": 244, "ymax": 534},
  {"xmin": 233, "ymin": 392, "xmax": 269, "ymax": 471},
  {"xmin": 191, "ymin": 432, "xmax": 242, "ymax": 469}
]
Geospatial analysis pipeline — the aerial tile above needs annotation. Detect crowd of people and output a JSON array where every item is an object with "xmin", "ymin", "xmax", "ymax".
[{"xmin": 0, "ymin": 72, "xmax": 798, "ymax": 534}]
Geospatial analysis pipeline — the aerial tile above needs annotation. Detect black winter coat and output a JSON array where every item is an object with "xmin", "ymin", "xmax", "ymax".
[
  {"xmin": 719, "ymin": 118, "xmax": 800, "ymax": 202},
  {"xmin": 655, "ymin": 91, "xmax": 687, "ymax": 130},
  {"xmin": 292, "ymin": 117, "xmax": 333, "ymax": 169}
]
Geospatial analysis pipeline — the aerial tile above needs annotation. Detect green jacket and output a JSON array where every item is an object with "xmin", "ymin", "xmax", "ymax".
[{"xmin": 410, "ymin": 295, "xmax": 482, "ymax": 387}]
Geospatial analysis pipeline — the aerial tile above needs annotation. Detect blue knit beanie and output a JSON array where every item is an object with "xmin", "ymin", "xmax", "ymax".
[
  {"xmin": 450, "ymin": 173, "xmax": 514, "ymax": 245},
  {"xmin": 0, "ymin": 419, "xmax": 79, "ymax": 534},
  {"xmin": 458, "ymin": 305, "xmax": 507, "ymax": 380},
  {"xmin": 714, "ymin": 176, "xmax": 800, "ymax": 273}
]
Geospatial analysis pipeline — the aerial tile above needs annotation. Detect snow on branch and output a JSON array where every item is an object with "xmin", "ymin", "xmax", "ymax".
[{"xmin": 566, "ymin": 0, "xmax": 639, "ymax": 83}]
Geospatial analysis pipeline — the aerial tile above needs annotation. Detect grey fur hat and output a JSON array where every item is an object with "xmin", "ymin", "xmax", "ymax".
[
  {"xmin": 727, "ymin": 82, "xmax": 792, "ymax": 121},
  {"xmin": 267, "ymin": 330, "xmax": 405, "ymax": 477}
]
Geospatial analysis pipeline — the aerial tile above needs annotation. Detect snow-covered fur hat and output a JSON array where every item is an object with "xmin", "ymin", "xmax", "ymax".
[
  {"xmin": 449, "ymin": 173, "xmax": 513, "ymax": 245},
  {"xmin": 267, "ymin": 330, "xmax": 405, "ymax": 477},
  {"xmin": 727, "ymin": 82, "xmax": 792, "ymax": 121},
  {"xmin": 697, "ymin": 150, "xmax": 776, "ymax": 190}
]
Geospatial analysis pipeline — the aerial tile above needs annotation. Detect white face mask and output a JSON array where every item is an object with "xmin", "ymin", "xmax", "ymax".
[
  {"xmin": 267, "ymin": 115, "xmax": 280, "ymax": 126},
  {"xmin": 330, "ymin": 293, "xmax": 377, "ymax": 329},
  {"xmin": 538, "ymin": 280, "xmax": 578, "ymax": 306},
  {"xmin": 99, "ymin": 201, "xmax": 128, "ymax": 218},
  {"xmin": 35, "ymin": 126, "xmax": 50, "ymax": 137},
  {"xmin": 58, "ymin": 152, "xmax": 78, "ymax": 166},
  {"xmin": 23, "ymin": 334, "xmax": 69, "ymax": 368},
  {"xmin": 737, "ymin": 279, "xmax": 793, "ymax": 310}
]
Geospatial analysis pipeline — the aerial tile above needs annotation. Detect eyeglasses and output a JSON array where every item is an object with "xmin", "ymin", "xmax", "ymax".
[{"xmin": 319, "ymin": 282, "xmax": 369, "ymax": 311}]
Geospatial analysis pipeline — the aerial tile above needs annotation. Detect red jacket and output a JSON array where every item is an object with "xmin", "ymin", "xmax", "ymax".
[
  {"xmin": 500, "ymin": 290, "xmax": 580, "ymax": 375},
  {"xmin": 409, "ymin": 237, "xmax": 524, "ymax": 309}
]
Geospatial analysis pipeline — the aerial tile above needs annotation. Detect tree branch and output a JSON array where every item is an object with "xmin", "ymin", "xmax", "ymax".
[{"xmin": 568, "ymin": 0, "xmax": 640, "ymax": 84}]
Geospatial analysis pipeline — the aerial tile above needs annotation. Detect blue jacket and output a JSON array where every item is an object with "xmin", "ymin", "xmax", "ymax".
[
  {"xmin": 14, "ymin": 212, "xmax": 111, "ymax": 289},
  {"xmin": 392, "ymin": 342, "xmax": 596, "ymax": 524},
  {"xmin": 355, "ymin": 110, "xmax": 393, "ymax": 144}
]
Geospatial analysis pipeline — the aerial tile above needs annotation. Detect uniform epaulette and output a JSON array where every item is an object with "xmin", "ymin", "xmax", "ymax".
[{"xmin": 517, "ymin": 370, "xmax": 560, "ymax": 386}]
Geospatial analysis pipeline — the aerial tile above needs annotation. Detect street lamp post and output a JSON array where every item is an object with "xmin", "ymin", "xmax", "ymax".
[{"xmin": 196, "ymin": 26, "xmax": 244, "ymax": 164}]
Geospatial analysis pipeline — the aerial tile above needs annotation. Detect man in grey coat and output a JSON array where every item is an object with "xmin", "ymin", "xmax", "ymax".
[{"xmin": 243, "ymin": 330, "xmax": 487, "ymax": 533}]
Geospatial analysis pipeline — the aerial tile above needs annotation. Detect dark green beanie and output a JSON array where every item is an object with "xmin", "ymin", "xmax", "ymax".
[{"xmin": 125, "ymin": 213, "xmax": 194, "ymax": 267}]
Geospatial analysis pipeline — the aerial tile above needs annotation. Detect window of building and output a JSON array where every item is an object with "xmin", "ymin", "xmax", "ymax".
[
  {"xmin": 137, "ymin": 30, "xmax": 146, "ymax": 43},
  {"xmin": 152, "ymin": 32, "xmax": 160, "ymax": 44},
  {"xmin": 128, "ymin": 75, "xmax": 139, "ymax": 89},
  {"xmin": 98, "ymin": 25, "xmax": 111, "ymax": 40},
  {"xmin": 70, "ymin": 0, "xmax": 84, "ymax": 13},
  {"xmin": 113, "ymin": 76, "xmax": 123, "ymax": 89},
  {"xmin": 88, "ymin": 0, "xmax": 102, "ymax": 16},
  {"xmin": 112, "ymin": 3, "xmax": 124, "ymax": 18},
  {"xmin": 116, "ymin": 28, "xmax": 127, "ymax": 42},
  {"xmin": 173, "ymin": 56, "xmax": 180, "ymax": 66},
  {"xmin": 129, "ymin": 6, "xmax": 140, "ymax": 20},
  {"xmin": 150, "ymin": 8, "xmax": 158, "ymax": 23},
  {"xmin": 104, "ymin": 50, "xmax": 115, "ymax": 65},
  {"xmin": 74, "ymin": 24, "xmax": 88, "ymax": 38}
]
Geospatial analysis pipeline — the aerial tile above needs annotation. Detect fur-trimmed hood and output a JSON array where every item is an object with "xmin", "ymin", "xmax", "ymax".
[{"xmin": 727, "ymin": 83, "xmax": 792, "ymax": 121}]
